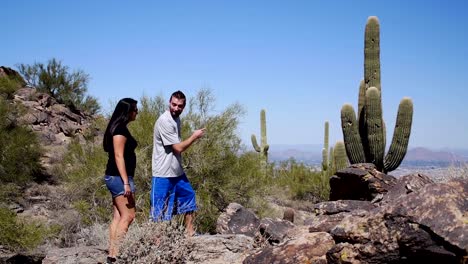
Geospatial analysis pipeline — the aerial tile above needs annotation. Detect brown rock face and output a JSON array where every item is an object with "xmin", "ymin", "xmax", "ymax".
[
  {"xmin": 12, "ymin": 87, "xmax": 98, "ymax": 177},
  {"xmin": 329, "ymin": 163, "xmax": 397, "ymax": 201}
]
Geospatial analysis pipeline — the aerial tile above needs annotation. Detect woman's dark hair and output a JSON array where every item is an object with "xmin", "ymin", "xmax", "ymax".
[{"xmin": 103, "ymin": 98, "xmax": 138, "ymax": 152}]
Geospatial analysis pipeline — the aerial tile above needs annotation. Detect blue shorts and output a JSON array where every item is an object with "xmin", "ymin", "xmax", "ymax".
[
  {"xmin": 150, "ymin": 174, "xmax": 197, "ymax": 222},
  {"xmin": 104, "ymin": 175, "xmax": 136, "ymax": 198}
]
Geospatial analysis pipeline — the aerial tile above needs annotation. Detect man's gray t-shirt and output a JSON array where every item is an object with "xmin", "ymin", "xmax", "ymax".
[{"xmin": 152, "ymin": 110, "xmax": 184, "ymax": 177}]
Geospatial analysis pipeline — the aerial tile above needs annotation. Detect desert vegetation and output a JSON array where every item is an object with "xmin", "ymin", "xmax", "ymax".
[{"xmin": 0, "ymin": 64, "xmax": 326, "ymax": 254}]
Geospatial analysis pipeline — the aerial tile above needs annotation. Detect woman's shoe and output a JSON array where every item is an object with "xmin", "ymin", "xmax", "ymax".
[{"xmin": 106, "ymin": 256, "xmax": 117, "ymax": 263}]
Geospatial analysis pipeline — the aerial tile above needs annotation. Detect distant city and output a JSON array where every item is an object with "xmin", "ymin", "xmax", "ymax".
[
  {"xmin": 263, "ymin": 145, "xmax": 468, "ymax": 180},
  {"xmin": 265, "ymin": 144, "xmax": 468, "ymax": 168}
]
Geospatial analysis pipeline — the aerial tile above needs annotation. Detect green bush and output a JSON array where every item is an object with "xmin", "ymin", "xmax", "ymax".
[
  {"xmin": 0, "ymin": 97, "xmax": 42, "ymax": 186},
  {"xmin": 55, "ymin": 137, "xmax": 109, "ymax": 224},
  {"xmin": 0, "ymin": 207, "xmax": 58, "ymax": 252},
  {"xmin": 17, "ymin": 58, "xmax": 100, "ymax": 114},
  {"xmin": 0, "ymin": 76, "xmax": 21, "ymax": 99},
  {"xmin": 272, "ymin": 158, "xmax": 327, "ymax": 202}
]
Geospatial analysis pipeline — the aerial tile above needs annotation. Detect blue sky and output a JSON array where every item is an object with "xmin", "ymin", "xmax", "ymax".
[{"xmin": 3, "ymin": 0, "xmax": 468, "ymax": 150}]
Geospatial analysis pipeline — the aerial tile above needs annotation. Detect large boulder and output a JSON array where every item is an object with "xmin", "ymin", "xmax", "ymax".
[
  {"xmin": 326, "ymin": 178, "xmax": 468, "ymax": 263},
  {"xmin": 329, "ymin": 163, "xmax": 397, "ymax": 201}
]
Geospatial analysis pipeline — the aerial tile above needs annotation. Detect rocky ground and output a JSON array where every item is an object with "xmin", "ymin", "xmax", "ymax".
[{"xmin": 1, "ymin": 164, "xmax": 466, "ymax": 264}]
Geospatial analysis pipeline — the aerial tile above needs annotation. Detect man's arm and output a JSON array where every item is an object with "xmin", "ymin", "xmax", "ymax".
[{"xmin": 172, "ymin": 128, "xmax": 205, "ymax": 155}]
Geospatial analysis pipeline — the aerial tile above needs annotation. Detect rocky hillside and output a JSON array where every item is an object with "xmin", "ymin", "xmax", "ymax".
[
  {"xmin": 1, "ymin": 66, "xmax": 467, "ymax": 263},
  {"xmin": 6, "ymin": 69, "xmax": 99, "ymax": 178}
]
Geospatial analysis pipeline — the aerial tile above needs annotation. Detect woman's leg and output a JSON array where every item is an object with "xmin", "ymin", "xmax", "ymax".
[
  {"xmin": 112, "ymin": 194, "xmax": 136, "ymax": 256},
  {"xmin": 108, "ymin": 202, "xmax": 121, "ymax": 258}
]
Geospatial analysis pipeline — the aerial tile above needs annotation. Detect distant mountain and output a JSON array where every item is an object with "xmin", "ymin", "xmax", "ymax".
[
  {"xmin": 268, "ymin": 144, "xmax": 322, "ymax": 163},
  {"xmin": 405, "ymin": 147, "xmax": 468, "ymax": 162},
  {"xmin": 265, "ymin": 144, "xmax": 468, "ymax": 165}
]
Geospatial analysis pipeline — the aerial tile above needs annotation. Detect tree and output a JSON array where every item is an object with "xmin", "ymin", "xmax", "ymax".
[{"xmin": 17, "ymin": 58, "xmax": 100, "ymax": 115}]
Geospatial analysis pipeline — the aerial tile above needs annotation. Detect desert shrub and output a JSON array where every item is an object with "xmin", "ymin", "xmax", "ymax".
[
  {"xmin": 118, "ymin": 221, "xmax": 192, "ymax": 264},
  {"xmin": 17, "ymin": 58, "xmax": 100, "ymax": 114},
  {"xmin": 57, "ymin": 138, "xmax": 109, "ymax": 223},
  {"xmin": 272, "ymin": 158, "xmax": 326, "ymax": 202},
  {"xmin": 0, "ymin": 97, "xmax": 43, "ymax": 186},
  {"xmin": 0, "ymin": 75, "xmax": 21, "ymax": 99},
  {"xmin": 0, "ymin": 207, "xmax": 59, "ymax": 252},
  {"xmin": 180, "ymin": 89, "xmax": 271, "ymax": 232}
]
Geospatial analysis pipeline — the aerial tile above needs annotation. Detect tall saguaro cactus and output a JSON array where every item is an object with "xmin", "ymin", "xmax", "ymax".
[
  {"xmin": 251, "ymin": 109, "xmax": 269, "ymax": 171},
  {"xmin": 341, "ymin": 16, "xmax": 413, "ymax": 173}
]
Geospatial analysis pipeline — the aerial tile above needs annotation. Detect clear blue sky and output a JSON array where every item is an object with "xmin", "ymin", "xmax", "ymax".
[{"xmin": 3, "ymin": 0, "xmax": 468, "ymax": 150}]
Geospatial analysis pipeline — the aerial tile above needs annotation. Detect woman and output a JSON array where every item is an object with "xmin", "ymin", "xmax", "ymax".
[{"xmin": 103, "ymin": 98, "xmax": 138, "ymax": 263}]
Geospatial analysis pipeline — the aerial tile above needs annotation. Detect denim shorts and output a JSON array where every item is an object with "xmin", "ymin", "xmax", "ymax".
[
  {"xmin": 150, "ymin": 173, "xmax": 197, "ymax": 222},
  {"xmin": 104, "ymin": 175, "xmax": 135, "ymax": 198}
]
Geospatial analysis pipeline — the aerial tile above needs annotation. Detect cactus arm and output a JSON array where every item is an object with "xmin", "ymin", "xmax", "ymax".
[
  {"xmin": 384, "ymin": 97, "xmax": 413, "ymax": 172},
  {"xmin": 358, "ymin": 79, "xmax": 366, "ymax": 124},
  {"xmin": 341, "ymin": 104, "xmax": 366, "ymax": 163},
  {"xmin": 251, "ymin": 134, "xmax": 260, "ymax": 152},
  {"xmin": 328, "ymin": 146, "xmax": 335, "ymax": 177},
  {"xmin": 365, "ymin": 87, "xmax": 385, "ymax": 170},
  {"xmin": 364, "ymin": 16, "xmax": 381, "ymax": 93}
]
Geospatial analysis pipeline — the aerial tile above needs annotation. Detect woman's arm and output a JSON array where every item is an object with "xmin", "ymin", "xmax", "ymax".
[{"xmin": 113, "ymin": 135, "xmax": 132, "ymax": 197}]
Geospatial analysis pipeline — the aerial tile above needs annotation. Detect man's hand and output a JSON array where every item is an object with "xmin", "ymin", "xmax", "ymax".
[
  {"xmin": 192, "ymin": 128, "xmax": 206, "ymax": 140},
  {"xmin": 172, "ymin": 128, "xmax": 206, "ymax": 154}
]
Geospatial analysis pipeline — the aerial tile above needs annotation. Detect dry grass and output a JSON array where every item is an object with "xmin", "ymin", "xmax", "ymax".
[{"xmin": 117, "ymin": 220, "xmax": 193, "ymax": 264}]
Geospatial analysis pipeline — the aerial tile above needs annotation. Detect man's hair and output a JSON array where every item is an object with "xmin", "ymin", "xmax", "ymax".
[
  {"xmin": 170, "ymin": 90, "xmax": 186, "ymax": 105},
  {"xmin": 171, "ymin": 90, "xmax": 186, "ymax": 100}
]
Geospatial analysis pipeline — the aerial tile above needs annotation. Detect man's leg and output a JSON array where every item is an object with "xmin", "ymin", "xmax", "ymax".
[
  {"xmin": 184, "ymin": 212, "xmax": 195, "ymax": 236},
  {"xmin": 174, "ymin": 174, "xmax": 197, "ymax": 236},
  {"xmin": 150, "ymin": 177, "xmax": 175, "ymax": 221}
]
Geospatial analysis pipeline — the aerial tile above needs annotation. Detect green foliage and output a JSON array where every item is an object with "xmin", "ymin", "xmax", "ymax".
[
  {"xmin": 272, "ymin": 158, "xmax": 326, "ymax": 201},
  {"xmin": 0, "ymin": 75, "xmax": 21, "ymax": 99},
  {"xmin": 341, "ymin": 16, "xmax": 413, "ymax": 173},
  {"xmin": 17, "ymin": 58, "xmax": 100, "ymax": 114},
  {"xmin": 0, "ymin": 207, "xmax": 58, "ymax": 251},
  {"xmin": 181, "ymin": 89, "xmax": 272, "ymax": 232},
  {"xmin": 0, "ymin": 97, "xmax": 42, "ymax": 186},
  {"xmin": 53, "ymin": 135, "xmax": 109, "ymax": 225}
]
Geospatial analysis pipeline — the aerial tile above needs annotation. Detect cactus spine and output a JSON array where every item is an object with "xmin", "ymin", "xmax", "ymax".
[
  {"xmin": 251, "ymin": 109, "xmax": 269, "ymax": 171},
  {"xmin": 340, "ymin": 16, "xmax": 413, "ymax": 173}
]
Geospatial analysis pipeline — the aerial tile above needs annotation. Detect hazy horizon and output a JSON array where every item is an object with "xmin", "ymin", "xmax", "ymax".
[{"xmin": 3, "ymin": 0, "xmax": 468, "ymax": 149}]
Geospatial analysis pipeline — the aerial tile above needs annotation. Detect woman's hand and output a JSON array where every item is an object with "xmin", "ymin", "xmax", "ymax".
[{"xmin": 123, "ymin": 184, "xmax": 132, "ymax": 197}]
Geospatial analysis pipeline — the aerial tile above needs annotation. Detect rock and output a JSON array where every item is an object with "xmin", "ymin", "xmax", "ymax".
[
  {"xmin": 42, "ymin": 246, "xmax": 107, "ymax": 264},
  {"xmin": 11, "ymin": 87, "xmax": 94, "ymax": 177},
  {"xmin": 187, "ymin": 234, "xmax": 255, "ymax": 264},
  {"xmin": 329, "ymin": 163, "xmax": 397, "ymax": 201},
  {"xmin": 216, "ymin": 203, "xmax": 260, "ymax": 237},
  {"xmin": 325, "ymin": 178, "xmax": 468, "ymax": 263},
  {"xmin": 244, "ymin": 232, "xmax": 334, "ymax": 264},
  {"xmin": 283, "ymin": 207, "xmax": 295, "ymax": 223},
  {"xmin": 380, "ymin": 172, "xmax": 434, "ymax": 204},
  {"xmin": 311, "ymin": 200, "xmax": 376, "ymax": 215},
  {"xmin": 0, "ymin": 252, "xmax": 45, "ymax": 264},
  {"xmin": 257, "ymin": 218, "xmax": 295, "ymax": 245}
]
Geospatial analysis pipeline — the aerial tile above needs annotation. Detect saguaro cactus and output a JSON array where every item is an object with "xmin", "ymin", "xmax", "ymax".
[
  {"xmin": 251, "ymin": 109, "xmax": 269, "ymax": 170},
  {"xmin": 322, "ymin": 122, "xmax": 349, "ymax": 181},
  {"xmin": 341, "ymin": 16, "xmax": 413, "ymax": 173}
]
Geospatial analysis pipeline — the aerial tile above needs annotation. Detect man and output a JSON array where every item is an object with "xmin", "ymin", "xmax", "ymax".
[{"xmin": 150, "ymin": 90, "xmax": 205, "ymax": 236}]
